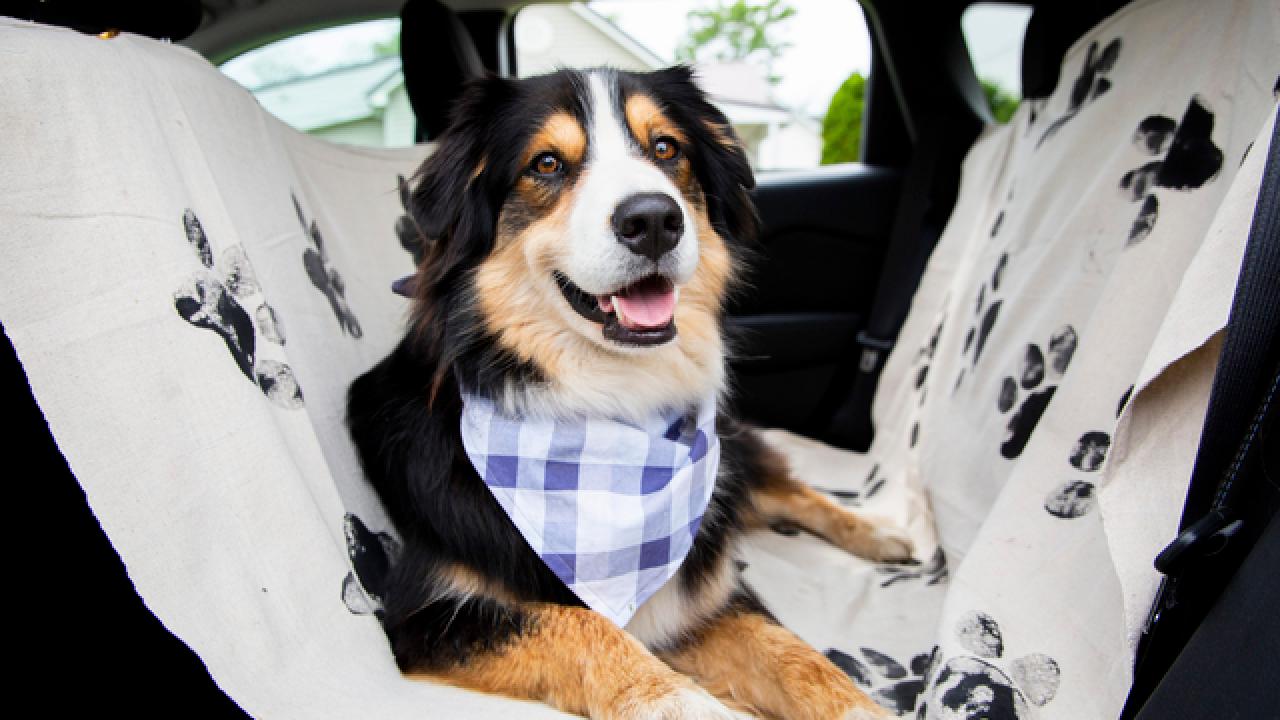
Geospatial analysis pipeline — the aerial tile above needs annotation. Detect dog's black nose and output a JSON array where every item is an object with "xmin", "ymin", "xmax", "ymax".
[{"xmin": 612, "ymin": 193, "xmax": 683, "ymax": 261}]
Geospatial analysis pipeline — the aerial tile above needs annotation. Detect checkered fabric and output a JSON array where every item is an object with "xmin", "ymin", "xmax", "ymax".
[{"xmin": 459, "ymin": 392, "xmax": 720, "ymax": 627}]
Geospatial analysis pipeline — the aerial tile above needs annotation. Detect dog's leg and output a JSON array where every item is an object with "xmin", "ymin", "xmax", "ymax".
[
  {"xmin": 749, "ymin": 443, "xmax": 913, "ymax": 563},
  {"xmin": 413, "ymin": 602, "xmax": 737, "ymax": 720},
  {"xmin": 659, "ymin": 606, "xmax": 891, "ymax": 720}
]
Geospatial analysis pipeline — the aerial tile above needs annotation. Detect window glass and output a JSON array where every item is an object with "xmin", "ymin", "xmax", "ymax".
[
  {"xmin": 219, "ymin": 18, "xmax": 415, "ymax": 148},
  {"xmin": 961, "ymin": 2, "xmax": 1032, "ymax": 123},
  {"xmin": 514, "ymin": 1, "xmax": 873, "ymax": 172}
]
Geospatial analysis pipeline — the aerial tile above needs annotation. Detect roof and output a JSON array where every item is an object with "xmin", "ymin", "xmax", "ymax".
[{"xmin": 250, "ymin": 55, "xmax": 402, "ymax": 131}]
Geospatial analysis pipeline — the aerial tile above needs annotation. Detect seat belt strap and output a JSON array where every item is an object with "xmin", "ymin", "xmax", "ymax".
[
  {"xmin": 824, "ymin": 121, "xmax": 945, "ymax": 447},
  {"xmin": 1124, "ymin": 106, "xmax": 1280, "ymax": 717}
]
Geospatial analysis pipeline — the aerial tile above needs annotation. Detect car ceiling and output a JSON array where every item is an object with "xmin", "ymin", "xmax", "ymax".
[{"xmin": 187, "ymin": 0, "xmax": 509, "ymax": 59}]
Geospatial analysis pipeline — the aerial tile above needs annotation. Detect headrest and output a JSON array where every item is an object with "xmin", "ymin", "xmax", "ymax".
[
  {"xmin": 400, "ymin": 0, "xmax": 486, "ymax": 142},
  {"xmin": 1021, "ymin": 1, "xmax": 1129, "ymax": 100},
  {"xmin": 4, "ymin": 0, "xmax": 202, "ymax": 40}
]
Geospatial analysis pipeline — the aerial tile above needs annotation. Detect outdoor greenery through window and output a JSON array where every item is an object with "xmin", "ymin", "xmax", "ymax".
[
  {"xmin": 962, "ymin": 2, "xmax": 1032, "ymax": 123},
  {"xmin": 517, "ymin": 1, "xmax": 872, "ymax": 171}
]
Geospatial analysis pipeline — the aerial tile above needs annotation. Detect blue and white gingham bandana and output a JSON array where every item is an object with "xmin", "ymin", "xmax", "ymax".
[{"xmin": 459, "ymin": 392, "xmax": 719, "ymax": 627}]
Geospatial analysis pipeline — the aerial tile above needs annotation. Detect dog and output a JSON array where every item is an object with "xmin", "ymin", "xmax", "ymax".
[{"xmin": 348, "ymin": 66, "xmax": 912, "ymax": 720}]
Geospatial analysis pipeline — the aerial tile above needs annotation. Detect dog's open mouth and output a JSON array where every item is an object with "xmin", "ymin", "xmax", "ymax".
[{"xmin": 554, "ymin": 271, "xmax": 677, "ymax": 346}]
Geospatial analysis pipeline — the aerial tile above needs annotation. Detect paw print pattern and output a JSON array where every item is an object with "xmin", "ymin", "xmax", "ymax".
[
  {"xmin": 295, "ymin": 193, "xmax": 363, "ymax": 337},
  {"xmin": 341, "ymin": 513, "xmax": 400, "ymax": 616},
  {"xmin": 1036, "ymin": 38, "xmax": 1122, "ymax": 149},
  {"xmin": 953, "ymin": 253, "xmax": 1008, "ymax": 392},
  {"xmin": 1119, "ymin": 96, "xmax": 1223, "ymax": 246},
  {"xmin": 916, "ymin": 611, "xmax": 1061, "ymax": 719},
  {"xmin": 174, "ymin": 210, "xmax": 304, "ymax": 409},
  {"xmin": 877, "ymin": 546, "xmax": 948, "ymax": 588},
  {"xmin": 816, "ymin": 462, "xmax": 887, "ymax": 508},
  {"xmin": 996, "ymin": 326, "xmax": 1077, "ymax": 459},
  {"xmin": 1045, "ymin": 385, "xmax": 1128, "ymax": 519},
  {"xmin": 828, "ymin": 646, "xmax": 936, "ymax": 715},
  {"xmin": 391, "ymin": 174, "xmax": 428, "ymax": 297}
]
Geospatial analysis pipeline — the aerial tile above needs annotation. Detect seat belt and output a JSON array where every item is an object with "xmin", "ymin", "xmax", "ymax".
[
  {"xmin": 1123, "ymin": 107, "xmax": 1280, "ymax": 718},
  {"xmin": 823, "ymin": 121, "xmax": 946, "ymax": 449}
]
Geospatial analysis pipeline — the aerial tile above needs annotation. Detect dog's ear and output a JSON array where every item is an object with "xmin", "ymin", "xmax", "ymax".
[
  {"xmin": 648, "ymin": 65, "xmax": 758, "ymax": 246},
  {"xmin": 406, "ymin": 74, "xmax": 514, "ymax": 377},
  {"xmin": 408, "ymin": 73, "xmax": 513, "ymax": 248}
]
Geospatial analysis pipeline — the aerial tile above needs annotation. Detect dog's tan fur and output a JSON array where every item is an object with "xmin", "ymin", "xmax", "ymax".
[{"xmin": 388, "ymin": 73, "xmax": 904, "ymax": 719}]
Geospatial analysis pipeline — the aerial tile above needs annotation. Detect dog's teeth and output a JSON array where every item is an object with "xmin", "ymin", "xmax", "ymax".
[{"xmin": 599, "ymin": 295, "xmax": 615, "ymax": 314}]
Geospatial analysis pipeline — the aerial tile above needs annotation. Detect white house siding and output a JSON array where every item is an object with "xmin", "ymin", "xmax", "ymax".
[
  {"xmin": 516, "ymin": 4, "xmax": 656, "ymax": 77},
  {"xmin": 380, "ymin": 85, "xmax": 416, "ymax": 147}
]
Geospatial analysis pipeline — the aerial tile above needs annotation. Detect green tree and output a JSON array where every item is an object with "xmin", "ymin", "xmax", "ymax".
[
  {"xmin": 676, "ymin": 0, "xmax": 796, "ymax": 84},
  {"xmin": 373, "ymin": 34, "xmax": 400, "ymax": 58},
  {"xmin": 821, "ymin": 71, "xmax": 865, "ymax": 164},
  {"xmin": 981, "ymin": 79, "xmax": 1020, "ymax": 124}
]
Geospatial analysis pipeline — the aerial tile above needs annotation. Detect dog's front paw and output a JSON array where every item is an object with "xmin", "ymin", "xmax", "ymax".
[
  {"xmin": 860, "ymin": 526, "xmax": 915, "ymax": 564},
  {"xmin": 842, "ymin": 705, "xmax": 895, "ymax": 720},
  {"xmin": 824, "ymin": 506, "xmax": 916, "ymax": 564},
  {"xmin": 612, "ymin": 683, "xmax": 739, "ymax": 720}
]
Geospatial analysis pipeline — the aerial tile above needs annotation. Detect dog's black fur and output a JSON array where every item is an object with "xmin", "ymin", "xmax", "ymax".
[{"xmin": 347, "ymin": 66, "xmax": 761, "ymax": 673}]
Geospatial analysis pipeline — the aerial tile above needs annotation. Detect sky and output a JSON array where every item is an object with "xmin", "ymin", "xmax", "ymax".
[{"xmin": 221, "ymin": 1, "xmax": 1031, "ymax": 118}]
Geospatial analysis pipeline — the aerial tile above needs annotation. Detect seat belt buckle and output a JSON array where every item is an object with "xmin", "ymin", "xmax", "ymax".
[
  {"xmin": 856, "ymin": 331, "xmax": 894, "ymax": 374},
  {"xmin": 1153, "ymin": 509, "xmax": 1242, "ymax": 576}
]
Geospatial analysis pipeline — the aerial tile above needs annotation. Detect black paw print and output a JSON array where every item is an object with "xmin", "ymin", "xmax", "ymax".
[
  {"xmin": 391, "ymin": 174, "xmax": 427, "ymax": 297},
  {"xmin": 828, "ymin": 646, "xmax": 935, "ymax": 715},
  {"xmin": 816, "ymin": 463, "xmax": 888, "ymax": 508},
  {"xmin": 877, "ymin": 546, "xmax": 948, "ymax": 588},
  {"xmin": 996, "ymin": 325, "xmax": 1077, "ymax": 459},
  {"xmin": 295, "ymin": 193, "xmax": 363, "ymax": 338},
  {"xmin": 906, "ymin": 314, "xmax": 949, "ymax": 448},
  {"xmin": 341, "ymin": 513, "xmax": 399, "ymax": 617},
  {"xmin": 1119, "ymin": 96, "xmax": 1224, "ymax": 246},
  {"xmin": 953, "ymin": 253, "xmax": 1008, "ymax": 392},
  {"xmin": 1045, "ymin": 385, "xmax": 1128, "ymax": 519},
  {"xmin": 1037, "ymin": 38, "xmax": 1122, "ymax": 149},
  {"xmin": 173, "ymin": 209, "xmax": 303, "ymax": 409},
  {"xmin": 917, "ymin": 611, "xmax": 1060, "ymax": 719}
]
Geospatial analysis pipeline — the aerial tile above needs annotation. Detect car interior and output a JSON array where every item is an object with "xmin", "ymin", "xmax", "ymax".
[{"xmin": 4, "ymin": 0, "xmax": 1276, "ymax": 717}]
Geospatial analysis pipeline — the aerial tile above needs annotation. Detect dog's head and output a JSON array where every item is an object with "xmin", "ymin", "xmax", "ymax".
[{"xmin": 409, "ymin": 67, "xmax": 756, "ymax": 418}]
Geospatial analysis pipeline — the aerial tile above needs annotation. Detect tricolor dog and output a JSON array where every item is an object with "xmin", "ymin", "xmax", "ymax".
[{"xmin": 348, "ymin": 66, "xmax": 912, "ymax": 719}]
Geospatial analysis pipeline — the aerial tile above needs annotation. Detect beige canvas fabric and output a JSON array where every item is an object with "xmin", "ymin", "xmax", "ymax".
[
  {"xmin": 748, "ymin": 0, "xmax": 1278, "ymax": 716},
  {"xmin": 1, "ymin": 0, "xmax": 1276, "ymax": 717}
]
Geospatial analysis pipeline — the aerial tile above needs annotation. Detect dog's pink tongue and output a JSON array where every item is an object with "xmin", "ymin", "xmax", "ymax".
[{"xmin": 614, "ymin": 277, "xmax": 676, "ymax": 330}]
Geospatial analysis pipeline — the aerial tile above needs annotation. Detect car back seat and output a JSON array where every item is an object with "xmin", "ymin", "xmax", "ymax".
[{"xmin": 0, "ymin": 0, "xmax": 1275, "ymax": 718}]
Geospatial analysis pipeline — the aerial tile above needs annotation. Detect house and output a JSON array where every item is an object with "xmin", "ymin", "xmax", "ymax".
[{"xmin": 230, "ymin": 3, "xmax": 821, "ymax": 168}]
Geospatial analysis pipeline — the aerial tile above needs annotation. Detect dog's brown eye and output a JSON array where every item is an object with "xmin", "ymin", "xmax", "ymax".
[
  {"xmin": 532, "ymin": 153, "xmax": 563, "ymax": 176},
  {"xmin": 653, "ymin": 137, "xmax": 680, "ymax": 161}
]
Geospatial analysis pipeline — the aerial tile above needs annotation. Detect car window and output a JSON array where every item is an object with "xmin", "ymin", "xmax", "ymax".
[
  {"xmin": 960, "ymin": 2, "xmax": 1032, "ymax": 123},
  {"xmin": 219, "ymin": 18, "xmax": 415, "ymax": 148},
  {"xmin": 514, "ymin": 0, "xmax": 873, "ymax": 172}
]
